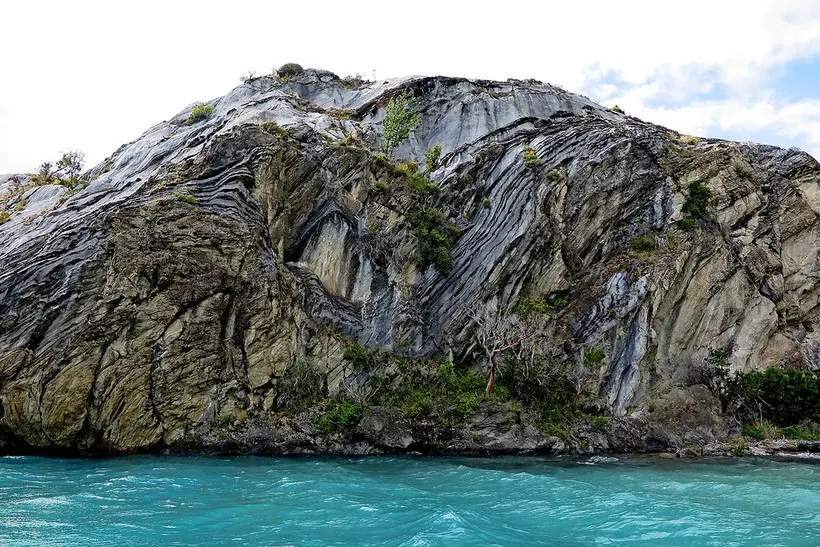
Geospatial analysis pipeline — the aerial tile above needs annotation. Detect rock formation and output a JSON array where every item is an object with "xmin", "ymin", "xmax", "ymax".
[{"xmin": 1, "ymin": 69, "xmax": 818, "ymax": 455}]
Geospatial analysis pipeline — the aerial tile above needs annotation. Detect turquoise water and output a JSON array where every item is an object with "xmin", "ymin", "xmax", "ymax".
[{"xmin": 1, "ymin": 456, "xmax": 818, "ymax": 546}]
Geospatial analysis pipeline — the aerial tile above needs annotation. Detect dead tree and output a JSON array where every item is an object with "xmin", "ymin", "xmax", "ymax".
[{"xmin": 468, "ymin": 306, "xmax": 532, "ymax": 395}]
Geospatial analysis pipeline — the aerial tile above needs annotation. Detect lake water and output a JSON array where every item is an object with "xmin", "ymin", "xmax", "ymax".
[{"xmin": 1, "ymin": 455, "xmax": 818, "ymax": 545}]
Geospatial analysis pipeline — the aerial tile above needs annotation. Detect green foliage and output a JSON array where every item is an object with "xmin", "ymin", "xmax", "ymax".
[
  {"xmin": 172, "ymin": 191, "xmax": 198, "ymax": 204},
  {"xmin": 425, "ymin": 143, "xmax": 442, "ymax": 173},
  {"xmin": 585, "ymin": 348, "xmax": 606, "ymax": 365},
  {"xmin": 56, "ymin": 150, "xmax": 84, "ymax": 186},
  {"xmin": 380, "ymin": 90, "xmax": 420, "ymax": 155},
  {"xmin": 260, "ymin": 121, "xmax": 288, "ymax": 139},
  {"xmin": 499, "ymin": 358, "xmax": 576, "ymax": 415},
  {"xmin": 742, "ymin": 423, "xmax": 766, "ymax": 440},
  {"xmin": 681, "ymin": 180, "xmax": 712, "ymax": 220},
  {"xmin": 514, "ymin": 296, "xmax": 564, "ymax": 316},
  {"xmin": 782, "ymin": 423, "xmax": 820, "ymax": 440},
  {"xmin": 719, "ymin": 367, "xmax": 820, "ymax": 426},
  {"xmin": 343, "ymin": 343, "xmax": 379, "ymax": 372},
  {"xmin": 406, "ymin": 208, "xmax": 460, "ymax": 272},
  {"xmin": 481, "ymin": 198, "xmax": 491, "ymax": 209},
  {"xmin": 370, "ymin": 181, "xmax": 388, "ymax": 195},
  {"xmin": 546, "ymin": 168, "xmax": 563, "ymax": 182},
  {"xmin": 733, "ymin": 163, "xmax": 753, "ymax": 180},
  {"xmin": 607, "ymin": 308, "xmax": 618, "ymax": 319},
  {"xmin": 312, "ymin": 400, "xmax": 367, "ymax": 434},
  {"xmin": 374, "ymin": 362, "xmax": 493, "ymax": 427},
  {"xmin": 186, "ymin": 104, "xmax": 213, "ymax": 125},
  {"xmin": 0, "ymin": 211, "xmax": 10, "ymax": 224},
  {"xmin": 725, "ymin": 436, "xmax": 748, "ymax": 456},
  {"xmin": 611, "ymin": 105, "xmax": 625, "ymax": 114},
  {"xmin": 523, "ymin": 145, "xmax": 538, "ymax": 168},
  {"xmin": 591, "ymin": 416, "xmax": 609, "ymax": 430},
  {"xmin": 677, "ymin": 217, "xmax": 697, "ymax": 230},
  {"xmin": 277, "ymin": 359, "xmax": 324, "ymax": 413},
  {"xmin": 277, "ymin": 63, "xmax": 304, "ymax": 78},
  {"xmin": 630, "ymin": 234, "xmax": 657, "ymax": 253},
  {"xmin": 395, "ymin": 160, "xmax": 419, "ymax": 177}
]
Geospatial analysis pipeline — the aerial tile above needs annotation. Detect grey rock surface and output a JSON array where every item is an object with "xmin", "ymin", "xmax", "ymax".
[{"xmin": 1, "ymin": 68, "xmax": 819, "ymax": 455}]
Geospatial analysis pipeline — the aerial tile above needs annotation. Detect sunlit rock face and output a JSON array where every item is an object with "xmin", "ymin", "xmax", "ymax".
[{"xmin": 1, "ymin": 69, "xmax": 819, "ymax": 453}]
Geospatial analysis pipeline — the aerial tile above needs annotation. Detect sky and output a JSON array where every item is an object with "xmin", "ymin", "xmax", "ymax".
[{"xmin": 2, "ymin": 0, "xmax": 820, "ymax": 173}]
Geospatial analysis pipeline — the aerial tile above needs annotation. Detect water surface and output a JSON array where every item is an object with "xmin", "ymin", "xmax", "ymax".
[{"xmin": 1, "ymin": 455, "xmax": 818, "ymax": 545}]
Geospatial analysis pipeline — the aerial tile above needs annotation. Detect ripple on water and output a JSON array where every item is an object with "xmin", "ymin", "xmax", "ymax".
[{"xmin": 0, "ymin": 456, "xmax": 818, "ymax": 546}]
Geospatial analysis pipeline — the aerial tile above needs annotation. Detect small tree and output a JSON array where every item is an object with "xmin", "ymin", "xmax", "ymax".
[
  {"xmin": 380, "ymin": 90, "xmax": 420, "ymax": 156},
  {"xmin": 468, "ymin": 306, "xmax": 532, "ymax": 395},
  {"xmin": 56, "ymin": 151, "xmax": 84, "ymax": 187}
]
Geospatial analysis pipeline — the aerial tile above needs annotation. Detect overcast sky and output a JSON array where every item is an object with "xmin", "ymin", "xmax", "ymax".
[{"xmin": 2, "ymin": 0, "xmax": 819, "ymax": 173}]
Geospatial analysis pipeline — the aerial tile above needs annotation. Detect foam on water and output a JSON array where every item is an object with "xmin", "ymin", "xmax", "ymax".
[{"xmin": 0, "ymin": 456, "xmax": 818, "ymax": 546}]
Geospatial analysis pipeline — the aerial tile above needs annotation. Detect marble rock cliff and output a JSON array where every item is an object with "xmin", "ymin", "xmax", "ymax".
[{"xmin": 1, "ymin": 69, "xmax": 819, "ymax": 454}]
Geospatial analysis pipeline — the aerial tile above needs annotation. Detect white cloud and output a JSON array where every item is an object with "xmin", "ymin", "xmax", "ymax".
[{"xmin": 1, "ymin": 0, "xmax": 820, "ymax": 171}]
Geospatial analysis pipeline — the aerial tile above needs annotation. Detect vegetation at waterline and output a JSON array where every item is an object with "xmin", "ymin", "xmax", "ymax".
[{"xmin": 706, "ymin": 349, "xmax": 820, "ymax": 439}]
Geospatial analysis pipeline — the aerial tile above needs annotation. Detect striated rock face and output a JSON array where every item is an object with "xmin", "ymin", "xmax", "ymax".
[{"xmin": 1, "ymin": 69, "xmax": 819, "ymax": 455}]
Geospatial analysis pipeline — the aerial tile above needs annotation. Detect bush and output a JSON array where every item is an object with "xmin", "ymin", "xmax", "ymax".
[
  {"xmin": 172, "ymin": 191, "xmax": 198, "ymax": 204},
  {"xmin": 380, "ymin": 90, "xmax": 420, "ymax": 155},
  {"xmin": 425, "ymin": 144, "xmax": 442, "ymax": 173},
  {"xmin": 260, "ymin": 121, "xmax": 288, "ymax": 139},
  {"xmin": 186, "ymin": 104, "xmax": 213, "ymax": 125},
  {"xmin": 343, "ymin": 343, "xmax": 379, "ymax": 372},
  {"xmin": 720, "ymin": 367, "xmax": 820, "ymax": 426},
  {"xmin": 523, "ymin": 145, "xmax": 538, "ymax": 168},
  {"xmin": 406, "ymin": 208, "xmax": 460, "ymax": 272},
  {"xmin": 630, "ymin": 234, "xmax": 657, "ymax": 253},
  {"xmin": 312, "ymin": 400, "xmax": 367, "ymax": 434},
  {"xmin": 374, "ymin": 362, "xmax": 493, "ymax": 427},
  {"xmin": 585, "ymin": 348, "xmax": 606, "ymax": 365},
  {"xmin": 678, "ymin": 217, "xmax": 697, "ymax": 230},
  {"xmin": 277, "ymin": 63, "xmax": 304, "ymax": 78},
  {"xmin": 611, "ymin": 105, "xmax": 625, "ymax": 114},
  {"xmin": 0, "ymin": 211, "xmax": 10, "ymax": 225},
  {"xmin": 682, "ymin": 180, "xmax": 712, "ymax": 220}
]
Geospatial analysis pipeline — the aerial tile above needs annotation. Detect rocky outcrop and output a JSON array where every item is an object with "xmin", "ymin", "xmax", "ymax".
[{"xmin": 1, "ymin": 69, "xmax": 819, "ymax": 455}]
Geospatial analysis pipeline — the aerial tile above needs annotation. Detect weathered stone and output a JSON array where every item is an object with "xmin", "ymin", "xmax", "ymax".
[{"xmin": 1, "ymin": 69, "xmax": 819, "ymax": 455}]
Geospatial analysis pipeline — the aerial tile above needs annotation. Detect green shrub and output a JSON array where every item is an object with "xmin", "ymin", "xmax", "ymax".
[
  {"xmin": 172, "ymin": 191, "xmax": 198, "ymax": 204},
  {"xmin": 277, "ymin": 63, "xmax": 304, "ymax": 79},
  {"xmin": 630, "ymin": 234, "xmax": 657, "ymax": 253},
  {"xmin": 546, "ymin": 168, "xmax": 562, "ymax": 182},
  {"xmin": 742, "ymin": 423, "xmax": 766, "ymax": 440},
  {"xmin": 523, "ymin": 145, "xmax": 538, "ymax": 168},
  {"xmin": 406, "ymin": 208, "xmax": 460, "ymax": 272},
  {"xmin": 611, "ymin": 105, "xmax": 625, "ymax": 114},
  {"xmin": 0, "ymin": 211, "xmax": 10, "ymax": 225},
  {"xmin": 260, "ymin": 121, "xmax": 288, "ymax": 139},
  {"xmin": 312, "ymin": 400, "xmax": 367, "ymax": 434},
  {"xmin": 425, "ymin": 143, "xmax": 442, "ymax": 173},
  {"xmin": 370, "ymin": 181, "xmax": 388, "ymax": 195},
  {"xmin": 682, "ymin": 180, "xmax": 712, "ymax": 220},
  {"xmin": 720, "ymin": 367, "xmax": 820, "ymax": 426},
  {"xmin": 395, "ymin": 160, "xmax": 419, "ymax": 177},
  {"xmin": 277, "ymin": 359, "xmax": 324, "ymax": 412},
  {"xmin": 380, "ymin": 90, "xmax": 420, "ymax": 155},
  {"xmin": 186, "ymin": 104, "xmax": 213, "ymax": 125},
  {"xmin": 481, "ymin": 198, "xmax": 491, "ymax": 209},
  {"xmin": 515, "ymin": 296, "xmax": 562, "ymax": 316},
  {"xmin": 343, "ymin": 343, "xmax": 379, "ymax": 372},
  {"xmin": 782, "ymin": 423, "xmax": 820, "ymax": 440},
  {"xmin": 725, "ymin": 436, "xmax": 748, "ymax": 456},
  {"xmin": 678, "ymin": 217, "xmax": 697, "ymax": 230},
  {"xmin": 374, "ymin": 362, "xmax": 492, "ymax": 427},
  {"xmin": 585, "ymin": 348, "xmax": 606, "ymax": 365}
]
